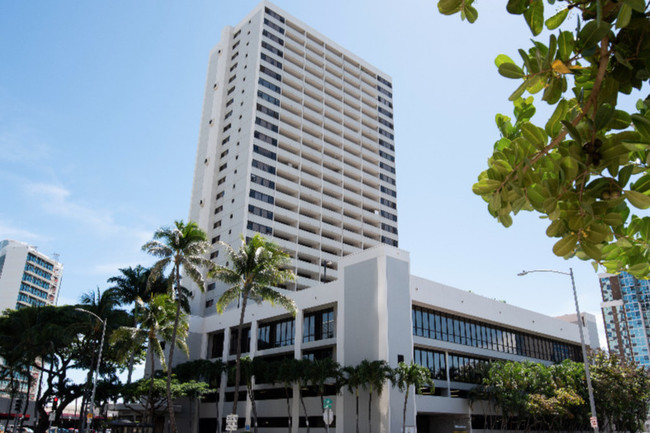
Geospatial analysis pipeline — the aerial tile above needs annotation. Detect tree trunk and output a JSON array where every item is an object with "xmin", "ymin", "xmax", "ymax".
[
  {"xmin": 354, "ymin": 389, "xmax": 360, "ymax": 433},
  {"xmin": 126, "ymin": 303, "xmax": 139, "ymax": 387},
  {"xmin": 148, "ymin": 338, "xmax": 156, "ymax": 425},
  {"xmin": 402, "ymin": 387, "xmax": 409, "ymax": 433},
  {"xmin": 368, "ymin": 389, "xmax": 373, "ymax": 433},
  {"xmin": 232, "ymin": 292, "xmax": 249, "ymax": 414},
  {"xmin": 166, "ymin": 262, "xmax": 182, "ymax": 433},
  {"xmin": 247, "ymin": 383, "xmax": 258, "ymax": 433},
  {"xmin": 284, "ymin": 385, "xmax": 292, "ymax": 433},
  {"xmin": 299, "ymin": 386, "xmax": 310, "ymax": 433}
]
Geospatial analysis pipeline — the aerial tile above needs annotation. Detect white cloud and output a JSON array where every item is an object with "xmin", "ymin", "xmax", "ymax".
[{"xmin": 0, "ymin": 219, "xmax": 48, "ymax": 242}]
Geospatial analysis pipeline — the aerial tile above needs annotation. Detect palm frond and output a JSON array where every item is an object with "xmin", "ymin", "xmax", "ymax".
[{"xmin": 215, "ymin": 287, "xmax": 241, "ymax": 314}]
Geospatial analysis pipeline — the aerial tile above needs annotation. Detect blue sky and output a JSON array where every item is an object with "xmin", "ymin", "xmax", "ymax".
[{"xmin": 1, "ymin": 0, "xmax": 628, "ymax": 347}]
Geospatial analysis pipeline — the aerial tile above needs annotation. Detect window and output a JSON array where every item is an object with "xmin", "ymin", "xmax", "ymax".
[
  {"xmin": 210, "ymin": 332, "xmax": 224, "ymax": 358},
  {"xmin": 214, "ymin": 206, "xmax": 223, "ymax": 214},
  {"xmin": 379, "ymin": 128, "xmax": 394, "ymax": 140},
  {"xmin": 379, "ymin": 152, "xmax": 395, "ymax": 163},
  {"xmin": 248, "ymin": 204, "xmax": 273, "ymax": 220},
  {"xmin": 256, "ymin": 103, "xmax": 279, "ymax": 119},
  {"xmin": 265, "ymin": 7, "xmax": 285, "ymax": 23},
  {"xmin": 227, "ymin": 87, "xmax": 235, "ymax": 95},
  {"xmin": 253, "ymin": 145, "xmax": 277, "ymax": 161},
  {"xmin": 224, "ymin": 110, "xmax": 233, "ymax": 120},
  {"xmin": 255, "ymin": 116, "xmax": 278, "ymax": 133},
  {"xmin": 231, "ymin": 51, "xmax": 239, "ymax": 60},
  {"xmin": 260, "ymin": 52, "xmax": 283, "ymax": 69},
  {"xmin": 381, "ymin": 223, "xmax": 398, "ymax": 235},
  {"xmin": 247, "ymin": 220, "xmax": 272, "ymax": 235},
  {"xmin": 251, "ymin": 174, "xmax": 275, "ymax": 189},
  {"xmin": 262, "ymin": 29, "xmax": 284, "ymax": 46},
  {"xmin": 229, "ymin": 63, "xmax": 238, "ymax": 72},
  {"xmin": 258, "ymin": 77, "xmax": 281, "ymax": 94},
  {"xmin": 377, "ymin": 85, "xmax": 392, "ymax": 98},
  {"xmin": 378, "ymin": 95, "xmax": 392, "ymax": 108},
  {"xmin": 303, "ymin": 308, "xmax": 335, "ymax": 342},
  {"xmin": 377, "ymin": 75, "xmax": 392, "ymax": 88},
  {"xmin": 229, "ymin": 326, "xmax": 251, "ymax": 355},
  {"xmin": 381, "ymin": 186, "xmax": 397, "ymax": 197},
  {"xmin": 258, "ymin": 90, "xmax": 280, "ymax": 106},
  {"xmin": 249, "ymin": 189, "xmax": 274, "ymax": 204},
  {"xmin": 380, "ymin": 210, "xmax": 397, "ymax": 221},
  {"xmin": 261, "ymin": 41, "xmax": 283, "ymax": 58},
  {"xmin": 226, "ymin": 98, "xmax": 234, "ymax": 107},
  {"xmin": 210, "ymin": 251, "xmax": 219, "ymax": 259},
  {"xmin": 381, "ymin": 236, "xmax": 398, "ymax": 247},
  {"xmin": 379, "ymin": 162, "xmax": 395, "ymax": 174},
  {"xmin": 222, "ymin": 136, "xmax": 230, "ymax": 145},
  {"xmin": 217, "ymin": 177, "xmax": 226, "ymax": 185},
  {"xmin": 381, "ymin": 197, "xmax": 397, "ymax": 209},
  {"xmin": 232, "ymin": 40, "xmax": 240, "ymax": 50},
  {"xmin": 223, "ymin": 123, "xmax": 231, "ymax": 132},
  {"xmin": 378, "ymin": 106, "xmax": 393, "ymax": 119},
  {"xmin": 258, "ymin": 317, "xmax": 295, "ymax": 350},
  {"xmin": 213, "ymin": 220, "xmax": 222, "ymax": 229},
  {"xmin": 211, "ymin": 235, "xmax": 220, "ymax": 244},
  {"xmin": 260, "ymin": 65, "xmax": 282, "ymax": 81},
  {"xmin": 380, "ymin": 173, "xmax": 395, "ymax": 185},
  {"xmin": 252, "ymin": 158, "xmax": 276, "ymax": 174},
  {"xmin": 254, "ymin": 130, "xmax": 278, "ymax": 147},
  {"xmin": 263, "ymin": 17, "xmax": 285, "ymax": 34},
  {"xmin": 219, "ymin": 163, "xmax": 227, "ymax": 172},
  {"xmin": 205, "ymin": 299, "xmax": 214, "ymax": 308},
  {"xmin": 379, "ymin": 139, "xmax": 394, "ymax": 151},
  {"xmin": 220, "ymin": 149, "xmax": 229, "ymax": 158},
  {"xmin": 378, "ymin": 118, "xmax": 393, "ymax": 129}
]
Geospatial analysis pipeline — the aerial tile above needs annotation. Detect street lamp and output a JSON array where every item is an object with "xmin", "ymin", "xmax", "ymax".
[
  {"xmin": 517, "ymin": 268, "xmax": 599, "ymax": 433},
  {"xmin": 75, "ymin": 308, "xmax": 107, "ymax": 433}
]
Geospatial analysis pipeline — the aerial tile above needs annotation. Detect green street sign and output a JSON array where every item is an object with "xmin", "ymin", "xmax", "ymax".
[{"xmin": 323, "ymin": 398, "xmax": 332, "ymax": 409}]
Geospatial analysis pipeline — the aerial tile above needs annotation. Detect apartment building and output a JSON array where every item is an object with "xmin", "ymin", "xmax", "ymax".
[
  {"xmin": 599, "ymin": 272, "xmax": 650, "ymax": 368},
  {"xmin": 188, "ymin": 1, "xmax": 398, "ymax": 315},
  {"xmin": 0, "ymin": 240, "xmax": 62, "ymax": 312}
]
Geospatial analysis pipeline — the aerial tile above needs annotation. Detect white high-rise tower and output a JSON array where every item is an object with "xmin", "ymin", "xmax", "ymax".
[{"xmin": 189, "ymin": 1, "xmax": 398, "ymax": 315}]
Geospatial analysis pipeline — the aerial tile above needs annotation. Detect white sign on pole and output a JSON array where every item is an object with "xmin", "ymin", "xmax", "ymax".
[
  {"xmin": 323, "ymin": 408, "xmax": 334, "ymax": 425},
  {"xmin": 590, "ymin": 416, "xmax": 598, "ymax": 428},
  {"xmin": 226, "ymin": 414, "xmax": 239, "ymax": 432},
  {"xmin": 48, "ymin": 412, "xmax": 55, "ymax": 422}
]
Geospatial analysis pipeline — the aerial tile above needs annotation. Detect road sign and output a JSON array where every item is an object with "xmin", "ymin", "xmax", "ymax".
[
  {"xmin": 87, "ymin": 413, "xmax": 93, "ymax": 420},
  {"xmin": 48, "ymin": 412, "xmax": 55, "ymax": 422},
  {"xmin": 323, "ymin": 398, "xmax": 332, "ymax": 409},
  {"xmin": 226, "ymin": 414, "xmax": 239, "ymax": 432},
  {"xmin": 590, "ymin": 416, "xmax": 598, "ymax": 428},
  {"xmin": 323, "ymin": 408, "xmax": 334, "ymax": 425}
]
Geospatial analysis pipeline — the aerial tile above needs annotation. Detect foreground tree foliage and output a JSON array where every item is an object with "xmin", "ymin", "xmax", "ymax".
[
  {"xmin": 439, "ymin": 0, "xmax": 650, "ymax": 277},
  {"xmin": 470, "ymin": 355, "xmax": 650, "ymax": 432}
]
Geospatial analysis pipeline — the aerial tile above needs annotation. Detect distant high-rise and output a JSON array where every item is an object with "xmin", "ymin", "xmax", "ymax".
[
  {"xmin": 189, "ymin": 1, "xmax": 398, "ymax": 314},
  {"xmin": 0, "ymin": 240, "xmax": 62, "ymax": 312},
  {"xmin": 599, "ymin": 272, "xmax": 650, "ymax": 367}
]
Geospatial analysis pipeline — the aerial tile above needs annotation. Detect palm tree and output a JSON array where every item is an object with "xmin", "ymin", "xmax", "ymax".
[
  {"xmin": 111, "ymin": 293, "xmax": 188, "ymax": 424},
  {"xmin": 212, "ymin": 234, "xmax": 296, "ymax": 416},
  {"xmin": 343, "ymin": 364, "xmax": 364, "ymax": 433},
  {"xmin": 392, "ymin": 362, "xmax": 433, "ymax": 433},
  {"xmin": 308, "ymin": 357, "xmax": 341, "ymax": 432},
  {"xmin": 107, "ymin": 265, "xmax": 169, "ymax": 384},
  {"xmin": 272, "ymin": 358, "xmax": 299, "ymax": 433},
  {"xmin": 359, "ymin": 360, "xmax": 391, "ymax": 433},
  {"xmin": 142, "ymin": 220, "xmax": 213, "ymax": 433}
]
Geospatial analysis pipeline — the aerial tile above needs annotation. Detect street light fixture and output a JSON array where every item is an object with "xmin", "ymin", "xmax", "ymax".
[
  {"xmin": 75, "ymin": 307, "xmax": 107, "ymax": 433},
  {"xmin": 517, "ymin": 268, "xmax": 599, "ymax": 433}
]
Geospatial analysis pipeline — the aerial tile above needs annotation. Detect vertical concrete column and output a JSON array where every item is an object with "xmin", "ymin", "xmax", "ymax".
[{"xmin": 219, "ymin": 327, "xmax": 231, "ymax": 429}]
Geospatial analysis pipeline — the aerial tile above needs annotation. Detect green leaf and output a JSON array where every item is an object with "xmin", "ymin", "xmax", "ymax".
[
  {"xmin": 521, "ymin": 122, "xmax": 548, "ymax": 149},
  {"xmin": 542, "ymin": 76, "xmax": 564, "ymax": 104},
  {"xmin": 463, "ymin": 4, "xmax": 478, "ymax": 23},
  {"xmin": 438, "ymin": 0, "xmax": 463, "ymax": 15},
  {"xmin": 595, "ymin": 103, "xmax": 614, "ymax": 130},
  {"xmin": 546, "ymin": 8, "xmax": 568, "ymax": 30},
  {"xmin": 558, "ymin": 31, "xmax": 575, "ymax": 62},
  {"xmin": 561, "ymin": 156, "xmax": 579, "ymax": 181},
  {"xmin": 561, "ymin": 120, "xmax": 583, "ymax": 144},
  {"xmin": 507, "ymin": 0, "xmax": 528, "ymax": 15},
  {"xmin": 546, "ymin": 99, "xmax": 568, "ymax": 137},
  {"xmin": 602, "ymin": 213, "xmax": 623, "ymax": 226},
  {"xmin": 578, "ymin": 21, "xmax": 612, "ymax": 51},
  {"xmin": 580, "ymin": 239, "xmax": 603, "ymax": 260},
  {"xmin": 524, "ymin": 0, "xmax": 544, "ymax": 35},
  {"xmin": 625, "ymin": 190, "xmax": 650, "ymax": 209},
  {"xmin": 624, "ymin": 0, "xmax": 646, "ymax": 13},
  {"xmin": 498, "ymin": 63, "xmax": 526, "ymax": 79},
  {"xmin": 609, "ymin": 110, "xmax": 632, "ymax": 130},
  {"xmin": 546, "ymin": 219, "xmax": 565, "ymax": 237},
  {"xmin": 618, "ymin": 165, "xmax": 634, "ymax": 188},
  {"xmin": 553, "ymin": 233, "xmax": 578, "ymax": 257},
  {"xmin": 509, "ymin": 79, "xmax": 530, "ymax": 101},
  {"xmin": 473, "ymin": 179, "xmax": 502, "ymax": 195},
  {"xmin": 495, "ymin": 54, "xmax": 515, "ymax": 68},
  {"xmin": 631, "ymin": 114, "xmax": 650, "ymax": 139},
  {"xmin": 616, "ymin": 3, "xmax": 633, "ymax": 29},
  {"xmin": 632, "ymin": 173, "xmax": 650, "ymax": 193}
]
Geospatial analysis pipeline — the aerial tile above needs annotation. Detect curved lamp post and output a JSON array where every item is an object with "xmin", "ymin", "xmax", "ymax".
[
  {"xmin": 75, "ymin": 307, "xmax": 107, "ymax": 432},
  {"xmin": 517, "ymin": 268, "xmax": 599, "ymax": 433}
]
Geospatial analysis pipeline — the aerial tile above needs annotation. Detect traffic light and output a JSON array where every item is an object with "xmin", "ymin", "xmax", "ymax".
[
  {"xmin": 52, "ymin": 397, "xmax": 59, "ymax": 410},
  {"xmin": 13, "ymin": 398, "xmax": 22, "ymax": 412}
]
